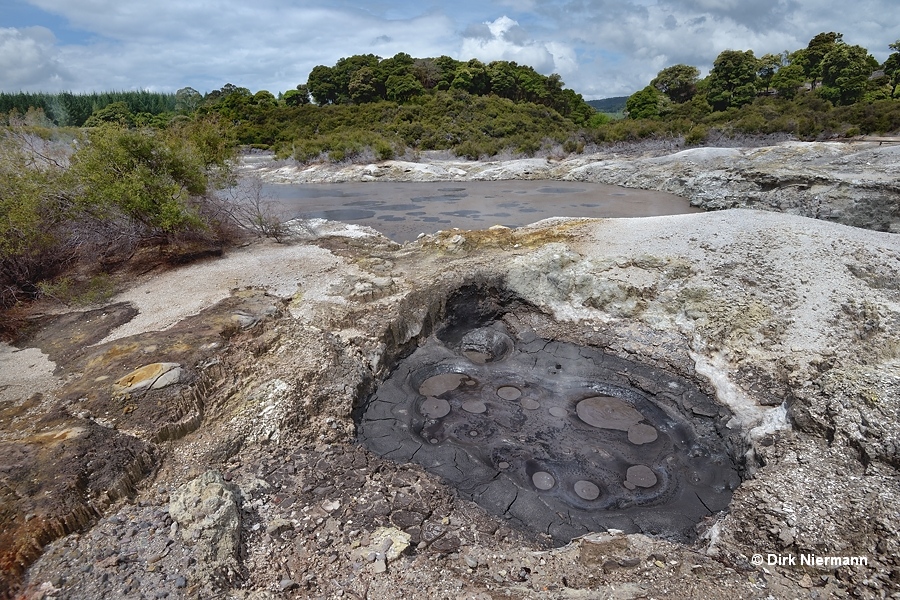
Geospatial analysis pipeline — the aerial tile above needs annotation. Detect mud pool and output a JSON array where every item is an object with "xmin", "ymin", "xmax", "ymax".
[
  {"xmin": 263, "ymin": 180, "xmax": 700, "ymax": 242},
  {"xmin": 358, "ymin": 291, "xmax": 741, "ymax": 543}
]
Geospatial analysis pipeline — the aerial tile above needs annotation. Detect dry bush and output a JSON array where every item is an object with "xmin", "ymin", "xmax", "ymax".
[{"xmin": 213, "ymin": 175, "xmax": 288, "ymax": 242}]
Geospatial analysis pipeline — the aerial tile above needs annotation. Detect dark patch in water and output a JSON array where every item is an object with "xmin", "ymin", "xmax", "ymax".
[
  {"xmin": 440, "ymin": 210, "xmax": 483, "ymax": 217},
  {"xmin": 411, "ymin": 195, "xmax": 466, "ymax": 203},
  {"xmin": 376, "ymin": 204, "xmax": 421, "ymax": 211},
  {"xmin": 538, "ymin": 187, "xmax": 586, "ymax": 194}
]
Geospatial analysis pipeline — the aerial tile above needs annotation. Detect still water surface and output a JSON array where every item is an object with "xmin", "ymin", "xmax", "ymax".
[{"xmin": 263, "ymin": 180, "xmax": 699, "ymax": 242}]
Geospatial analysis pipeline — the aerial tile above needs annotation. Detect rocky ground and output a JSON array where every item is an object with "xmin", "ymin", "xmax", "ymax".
[{"xmin": 2, "ymin": 142, "xmax": 900, "ymax": 599}]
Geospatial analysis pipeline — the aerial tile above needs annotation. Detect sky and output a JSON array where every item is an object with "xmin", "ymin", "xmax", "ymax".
[{"xmin": 1, "ymin": 0, "xmax": 898, "ymax": 100}]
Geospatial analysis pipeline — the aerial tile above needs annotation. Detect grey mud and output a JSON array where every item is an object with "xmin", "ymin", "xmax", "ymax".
[{"xmin": 358, "ymin": 296, "xmax": 741, "ymax": 544}]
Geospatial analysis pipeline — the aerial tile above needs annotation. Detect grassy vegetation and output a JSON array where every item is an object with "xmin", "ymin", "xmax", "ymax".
[{"xmin": 37, "ymin": 273, "xmax": 116, "ymax": 306}]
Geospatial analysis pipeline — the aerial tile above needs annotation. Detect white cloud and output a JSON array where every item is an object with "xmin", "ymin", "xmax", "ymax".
[
  {"xmin": 2, "ymin": 0, "xmax": 898, "ymax": 98},
  {"xmin": 556, "ymin": 0, "xmax": 899, "ymax": 96},
  {"xmin": 461, "ymin": 16, "xmax": 576, "ymax": 77},
  {"xmin": 4, "ymin": 3, "xmax": 459, "ymax": 93},
  {"xmin": 0, "ymin": 27, "xmax": 71, "ymax": 91}
]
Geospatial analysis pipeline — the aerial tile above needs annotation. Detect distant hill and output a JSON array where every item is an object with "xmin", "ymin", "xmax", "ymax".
[{"xmin": 588, "ymin": 96, "xmax": 629, "ymax": 113}]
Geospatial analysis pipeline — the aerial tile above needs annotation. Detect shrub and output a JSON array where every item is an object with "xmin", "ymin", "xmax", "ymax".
[
  {"xmin": 685, "ymin": 124, "xmax": 708, "ymax": 145},
  {"xmin": 1, "ymin": 118, "xmax": 239, "ymax": 310},
  {"xmin": 38, "ymin": 273, "xmax": 115, "ymax": 306}
]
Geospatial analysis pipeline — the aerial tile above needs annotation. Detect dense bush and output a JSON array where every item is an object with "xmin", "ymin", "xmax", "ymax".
[
  {"xmin": 0, "ymin": 117, "xmax": 237, "ymax": 309},
  {"xmin": 619, "ymin": 33, "xmax": 900, "ymax": 138},
  {"xmin": 215, "ymin": 92, "xmax": 584, "ymax": 161},
  {"xmin": 0, "ymin": 125, "xmax": 74, "ymax": 307}
]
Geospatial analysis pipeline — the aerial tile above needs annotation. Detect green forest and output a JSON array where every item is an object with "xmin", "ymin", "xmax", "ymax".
[
  {"xmin": 2, "ymin": 34, "xmax": 900, "ymax": 318},
  {"xmin": 4, "ymin": 34, "xmax": 900, "ymax": 163},
  {"xmin": 621, "ymin": 32, "xmax": 900, "ymax": 142}
]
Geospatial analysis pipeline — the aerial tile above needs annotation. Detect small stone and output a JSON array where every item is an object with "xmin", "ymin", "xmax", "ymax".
[
  {"xmin": 279, "ymin": 579, "xmax": 299, "ymax": 591},
  {"xmin": 579, "ymin": 532, "xmax": 630, "ymax": 566},
  {"xmin": 174, "ymin": 575, "xmax": 187, "ymax": 588},
  {"xmin": 373, "ymin": 558, "xmax": 387, "ymax": 573},
  {"xmin": 465, "ymin": 555, "xmax": 479, "ymax": 569}
]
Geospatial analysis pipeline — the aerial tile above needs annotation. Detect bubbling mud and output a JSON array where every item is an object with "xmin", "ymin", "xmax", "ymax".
[{"xmin": 358, "ymin": 298, "xmax": 741, "ymax": 543}]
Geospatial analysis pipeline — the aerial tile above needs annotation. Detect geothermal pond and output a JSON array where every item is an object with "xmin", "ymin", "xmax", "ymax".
[
  {"xmin": 358, "ymin": 288, "xmax": 741, "ymax": 544},
  {"xmin": 262, "ymin": 180, "xmax": 700, "ymax": 242}
]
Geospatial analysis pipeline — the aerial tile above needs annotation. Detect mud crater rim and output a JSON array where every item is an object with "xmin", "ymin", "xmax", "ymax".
[{"xmin": 356, "ymin": 286, "xmax": 744, "ymax": 544}]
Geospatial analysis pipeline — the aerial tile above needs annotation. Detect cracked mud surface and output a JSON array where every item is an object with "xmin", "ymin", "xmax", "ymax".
[{"xmin": 359, "ymin": 314, "xmax": 740, "ymax": 543}]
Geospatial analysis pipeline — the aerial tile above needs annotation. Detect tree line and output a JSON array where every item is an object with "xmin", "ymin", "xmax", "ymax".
[
  {"xmin": 0, "ymin": 91, "xmax": 177, "ymax": 127},
  {"xmin": 300, "ymin": 53, "xmax": 595, "ymax": 125},
  {"xmin": 177, "ymin": 54, "xmax": 604, "ymax": 163},
  {"xmin": 626, "ymin": 33, "xmax": 900, "ymax": 119}
]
